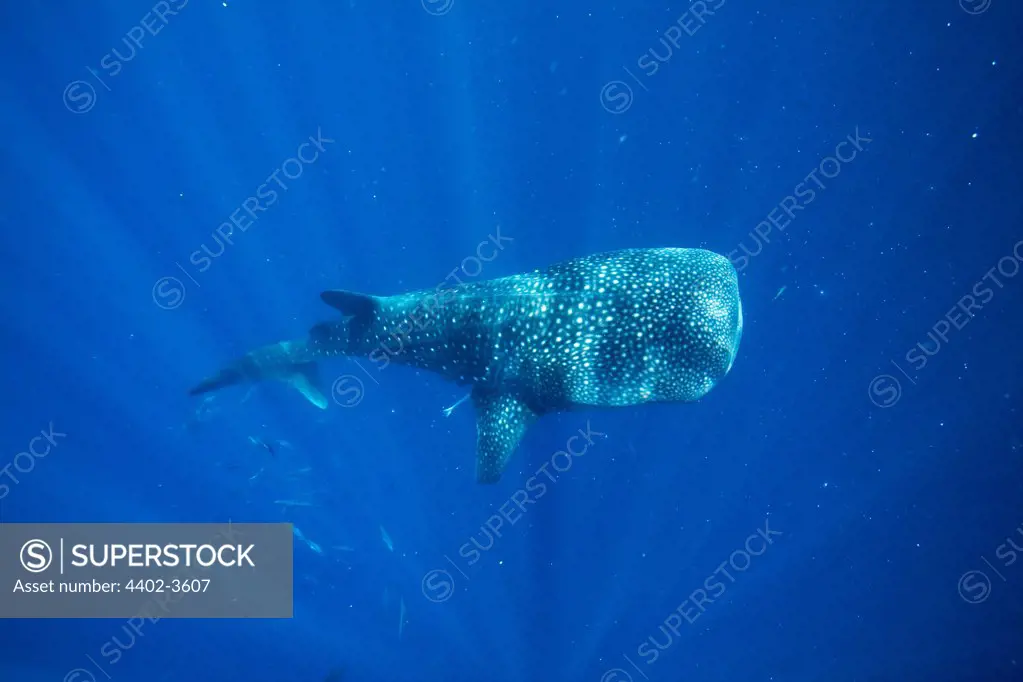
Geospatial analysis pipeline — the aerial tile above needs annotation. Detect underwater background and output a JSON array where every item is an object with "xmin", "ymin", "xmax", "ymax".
[{"xmin": 1, "ymin": 1, "xmax": 1021, "ymax": 680}]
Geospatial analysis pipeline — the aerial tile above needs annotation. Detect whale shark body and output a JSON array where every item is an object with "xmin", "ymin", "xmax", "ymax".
[{"xmin": 189, "ymin": 248, "xmax": 743, "ymax": 483}]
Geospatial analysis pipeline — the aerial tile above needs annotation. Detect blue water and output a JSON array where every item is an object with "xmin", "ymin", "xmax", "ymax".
[{"xmin": 2, "ymin": 1, "xmax": 1022, "ymax": 680}]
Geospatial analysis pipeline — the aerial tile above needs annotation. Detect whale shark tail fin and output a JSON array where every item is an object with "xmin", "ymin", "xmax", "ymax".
[
  {"xmin": 283, "ymin": 363, "xmax": 329, "ymax": 409},
  {"xmin": 188, "ymin": 342, "xmax": 328, "ymax": 410},
  {"xmin": 472, "ymin": 389, "xmax": 539, "ymax": 484},
  {"xmin": 189, "ymin": 366, "xmax": 247, "ymax": 397}
]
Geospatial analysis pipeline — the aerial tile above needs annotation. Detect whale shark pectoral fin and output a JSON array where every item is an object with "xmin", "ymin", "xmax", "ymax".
[
  {"xmin": 288, "ymin": 362, "xmax": 329, "ymax": 409},
  {"xmin": 471, "ymin": 390, "xmax": 538, "ymax": 484}
]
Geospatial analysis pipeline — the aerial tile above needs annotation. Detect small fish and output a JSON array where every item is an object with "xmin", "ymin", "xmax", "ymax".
[
  {"xmin": 398, "ymin": 596, "xmax": 406, "ymax": 639},
  {"xmin": 274, "ymin": 499, "xmax": 314, "ymax": 507},
  {"xmin": 380, "ymin": 526, "xmax": 394, "ymax": 552},
  {"xmin": 293, "ymin": 526, "xmax": 323, "ymax": 553},
  {"xmin": 192, "ymin": 394, "xmax": 218, "ymax": 423},
  {"xmin": 772, "ymin": 285, "xmax": 786, "ymax": 301},
  {"xmin": 248, "ymin": 435, "xmax": 276, "ymax": 456},
  {"xmin": 442, "ymin": 393, "xmax": 470, "ymax": 417}
]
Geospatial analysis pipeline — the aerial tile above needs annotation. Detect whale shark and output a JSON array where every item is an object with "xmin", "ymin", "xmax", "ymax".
[{"xmin": 189, "ymin": 248, "xmax": 743, "ymax": 483}]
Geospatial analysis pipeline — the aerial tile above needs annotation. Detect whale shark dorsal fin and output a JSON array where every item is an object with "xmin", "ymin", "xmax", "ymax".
[
  {"xmin": 321, "ymin": 290, "xmax": 378, "ymax": 319},
  {"xmin": 471, "ymin": 389, "xmax": 538, "ymax": 484},
  {"xmin": 288, "ymin": 362, "xmax": 328, "ymax": 409},
  {"xmin": 320, "ymin": 290, "xmax": 379, "ymax": 339}
]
